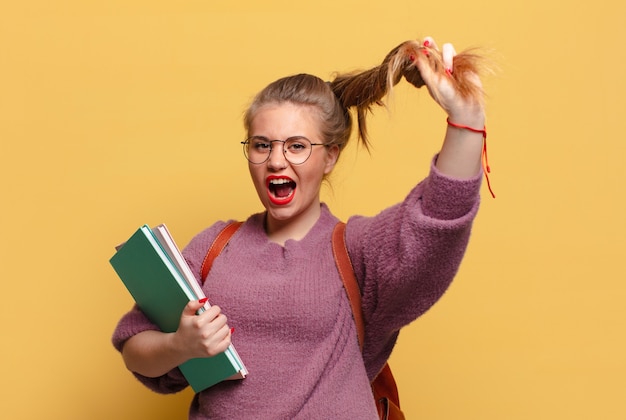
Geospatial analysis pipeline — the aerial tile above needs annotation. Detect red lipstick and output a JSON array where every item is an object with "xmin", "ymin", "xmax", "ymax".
[{"xmin": 266, "ymin": 175, "xmax": 296, "ymax": 205}]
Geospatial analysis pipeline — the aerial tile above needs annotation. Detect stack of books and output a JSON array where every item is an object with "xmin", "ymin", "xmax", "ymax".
[{"xmin": 110, "ymin": 224, "xmax": 248, "ymax": 392}]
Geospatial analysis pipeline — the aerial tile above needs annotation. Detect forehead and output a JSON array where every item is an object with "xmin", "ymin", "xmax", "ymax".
[{"xmin": 249, "ymin": 102, "xmax": 322, "ymax": 140}]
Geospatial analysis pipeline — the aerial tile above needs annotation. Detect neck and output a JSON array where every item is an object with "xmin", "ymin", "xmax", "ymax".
[{"xmin": 264, "ymin": 204, "xmax": 322, "ymax": 246}]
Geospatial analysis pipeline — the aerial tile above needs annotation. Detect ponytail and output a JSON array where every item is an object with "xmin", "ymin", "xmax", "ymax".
[{"xmin": 329, "ymin": 39, "xmax": 485, "ymax": 149}]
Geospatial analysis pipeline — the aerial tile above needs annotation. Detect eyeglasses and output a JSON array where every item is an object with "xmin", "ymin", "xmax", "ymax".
[{"xmin": 241, "ymin": 136, "xmax": 325, "ymax": 165}]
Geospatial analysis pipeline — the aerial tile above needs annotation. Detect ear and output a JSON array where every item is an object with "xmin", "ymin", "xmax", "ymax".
[{"xmin": 323, "ymin": 144, "xmax": 340, "ymax": 175}]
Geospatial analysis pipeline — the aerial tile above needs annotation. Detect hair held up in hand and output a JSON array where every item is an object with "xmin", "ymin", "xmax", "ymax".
[{"xmin": 244, "ymin": 38, "xmax": 486, "ymax": 152}]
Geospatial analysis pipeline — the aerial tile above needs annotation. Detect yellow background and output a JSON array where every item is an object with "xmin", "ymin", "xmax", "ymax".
[{"xmin": 1, "ymin": 1, "xmax": 624, "ymax": 419}]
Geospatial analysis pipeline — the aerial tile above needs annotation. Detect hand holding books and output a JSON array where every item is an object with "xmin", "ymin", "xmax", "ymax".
[{"xmin": 174, "ymin": 299, "xmax": 233, "ymax": 360}]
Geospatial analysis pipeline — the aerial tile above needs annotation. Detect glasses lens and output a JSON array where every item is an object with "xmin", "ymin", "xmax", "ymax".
[
  {"xmin": 243, "ymin": 137, "xmax": 271, "ymax": 164},
  {"xmin": 284, "ymin": 137, "xmax": 312, "ymax": 165}
]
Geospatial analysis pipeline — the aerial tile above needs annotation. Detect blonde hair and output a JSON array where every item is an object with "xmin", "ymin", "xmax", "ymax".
[{"xmin": 244, "ymin": 39, "xmax": 484, "ymax": 153}]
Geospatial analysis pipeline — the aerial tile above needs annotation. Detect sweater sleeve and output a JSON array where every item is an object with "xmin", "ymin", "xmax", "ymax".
[
  {"xmin": 345, "ymin": 156, "xmax": 481, "ymax": 377},
  {"xmin": 111, "ymin": 305, "xmax": 189, "ymax": 394}
]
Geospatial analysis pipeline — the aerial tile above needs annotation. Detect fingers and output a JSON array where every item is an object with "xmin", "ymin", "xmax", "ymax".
[
  {"xmin": 416, "ymin": 37, "xmax": 461, "ymax": 84},
  {"xmin": 179, "ymin": 303, "xmax": 233, "ymax": 357},
  {"xmin": 422, "ymin": 36, "xmax": 438, "ymax": 51},
  {"xmin": 197, "ymin": 306, "xmax": 232, "ymax": 355},
  {"xmin": 182, "ymin": 302, "xmax": 228, "ymax": 335},
  {"xmin": 413, "ymin": 37, "xmax": 460, "ymax": 110},
  {"xmin": 182, "ymin": 298, "xmax": 208, "ymax": 316},
  {"xmin": 414, "ymin": 48, "xmax": 432, "ymax": 77},
  {"xmin": 442, "ymin": 43, "xmax": 457, "ymax": 75},
  {"xmin": 413, "ymin": 38, "xmax": 438, "ymax": 90},
  {"xmin": 420, "ymin": 37, "xmax": 457, "ymax": 73}
]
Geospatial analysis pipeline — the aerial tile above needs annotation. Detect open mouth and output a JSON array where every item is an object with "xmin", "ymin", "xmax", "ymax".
[{"xmin": 267, "ymin": 176, "xmax": 296, "ymax": 205}]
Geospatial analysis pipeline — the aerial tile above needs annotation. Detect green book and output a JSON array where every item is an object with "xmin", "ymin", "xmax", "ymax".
[{"xmin": 110, "ymin": 225, "xmax": 247, "ymax": 392}]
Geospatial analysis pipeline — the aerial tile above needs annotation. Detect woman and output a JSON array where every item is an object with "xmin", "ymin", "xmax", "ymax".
[{"xmin": 113, "ymin": 36, "xmax": 489, "ymax": 419}]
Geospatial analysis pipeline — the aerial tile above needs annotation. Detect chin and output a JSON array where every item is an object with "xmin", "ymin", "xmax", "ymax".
[{"xmin": 266, "ymin": 205, "xmax": 298, "ymax": 222}]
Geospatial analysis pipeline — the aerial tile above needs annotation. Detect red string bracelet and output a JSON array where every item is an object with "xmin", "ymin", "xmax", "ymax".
[{"xmin": 446, "ymin": 117, "xmax": 495, "ymax": 198}]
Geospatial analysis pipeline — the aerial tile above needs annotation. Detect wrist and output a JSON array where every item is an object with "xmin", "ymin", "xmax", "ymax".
[
  {"xmin": 446, "ymin": 117, "xmax": 486, "ymax": 138},
  {"xmin": 443, "ymin": 117, "xmax": 495, "ymax": 198},
  {"xmin": 167, "ymin": 331, "xmax": 189, "ymax": 363},
  {"xmin": 447, "ymin": 106, "xmax": 485, "ymax": 128}
]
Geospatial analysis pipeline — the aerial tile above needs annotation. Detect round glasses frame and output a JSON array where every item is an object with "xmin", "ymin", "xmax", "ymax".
[{"xmin": 241, "ymin": 136, "xmax": 325, "ymax": 165}]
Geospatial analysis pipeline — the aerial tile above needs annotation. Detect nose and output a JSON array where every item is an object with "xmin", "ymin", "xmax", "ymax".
[{"xmin": 267, "ymin": 141, "xmax": 288, "ymax": 170}]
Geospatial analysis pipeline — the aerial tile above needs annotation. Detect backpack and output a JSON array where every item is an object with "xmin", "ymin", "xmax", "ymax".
[{"xmin": 200, "ymin": 221, "xmax": 405, "ymax": 420}]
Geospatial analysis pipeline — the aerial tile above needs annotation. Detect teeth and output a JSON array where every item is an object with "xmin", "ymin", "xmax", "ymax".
[{"xmin": 269, "ymin": 178, "xmax": 292, "ymax": 185}]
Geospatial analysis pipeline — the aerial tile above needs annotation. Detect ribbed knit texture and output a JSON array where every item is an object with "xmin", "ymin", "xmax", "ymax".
[{"xmin": 112, "ymin": 157, "xmax": 481, "ymax": 419}]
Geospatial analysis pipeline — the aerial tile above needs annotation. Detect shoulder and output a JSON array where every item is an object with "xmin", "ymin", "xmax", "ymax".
[
  {"xmin": 182, "ymin": 212, "xmax": 265, "ymax": 267},
  {"xmin": 184, "ymin": 220, "xmax": 234, "ymax": 257}
]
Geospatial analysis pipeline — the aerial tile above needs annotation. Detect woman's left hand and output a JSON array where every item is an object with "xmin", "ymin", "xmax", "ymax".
[{"xmin": 414, "ymin": 37, "xmax": 485, "ymax": 128}]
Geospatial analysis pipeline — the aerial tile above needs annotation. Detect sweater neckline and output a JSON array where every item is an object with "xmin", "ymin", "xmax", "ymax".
[{"xmin": 249, "ymin": 203, "xmax": 337, "ymax": 250}]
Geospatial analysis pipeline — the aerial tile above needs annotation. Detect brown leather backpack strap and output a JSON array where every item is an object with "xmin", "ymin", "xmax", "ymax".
[
  {"xmin": 372, "ymin": 364, "xmax": 403, "ymax": 419},
  {"xmin": 332, "ymin": 221, "xmax": 404, "ymax": 420},
  {"xmin": 332, "ymin": 222, "xmax": 365, "ymax": 350},
  {"xmin": 200, "ymin": 221, "xmax": 243, "ymax": 284}
]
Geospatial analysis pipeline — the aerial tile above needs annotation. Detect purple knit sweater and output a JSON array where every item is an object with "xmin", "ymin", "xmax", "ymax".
[{"xmin": 112, "ymin": 159, "xmax": 481, "ymax": 419}]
